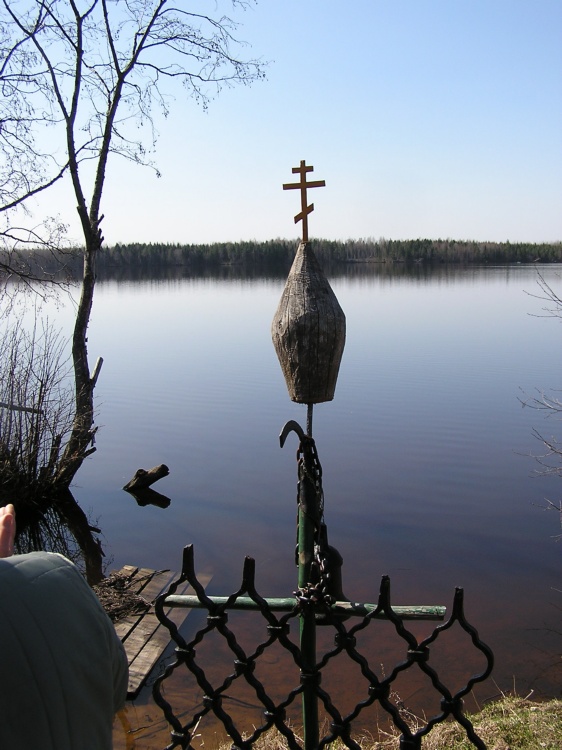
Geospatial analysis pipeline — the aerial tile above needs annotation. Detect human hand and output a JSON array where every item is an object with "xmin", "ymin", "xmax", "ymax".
[{"xmin": 0, "ymin": 504, "xmax": 16, "ymax": 558}]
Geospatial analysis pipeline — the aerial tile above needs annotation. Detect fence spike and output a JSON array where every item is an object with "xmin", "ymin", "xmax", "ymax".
[{"xmin": 181, "ymin": 544, "xmax": 195, "ymax": 579}]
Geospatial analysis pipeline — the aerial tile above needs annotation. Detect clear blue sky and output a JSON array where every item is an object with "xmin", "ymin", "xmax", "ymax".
[{"xmin": 41, "ymin": 0, "xmax": 562, "ymax": 245}]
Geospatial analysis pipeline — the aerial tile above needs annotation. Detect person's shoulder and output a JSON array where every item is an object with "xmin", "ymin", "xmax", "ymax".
[
  {"xmin": 0, "ymin": 550, "xmax": 78, "ymax": 581},
  {"xmin": 0, "ymin": 551, "xmax": 110, "ymax": 624}
]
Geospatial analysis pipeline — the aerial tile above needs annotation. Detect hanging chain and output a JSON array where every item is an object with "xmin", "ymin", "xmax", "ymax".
[{"xmin": 293, "ymin": 436, "xmax": 335, "ymax": 608}]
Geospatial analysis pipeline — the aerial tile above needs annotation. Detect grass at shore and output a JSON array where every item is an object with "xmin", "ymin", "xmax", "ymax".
[
  {"xmin": 215, "ymin": 695, "xmax": 562, "ymax": 749},
  {"xmin": 404, "ymin": 695, "xmax": 562, "ymax": 750}
]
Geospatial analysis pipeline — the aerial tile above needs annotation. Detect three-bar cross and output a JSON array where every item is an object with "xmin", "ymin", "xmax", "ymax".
[{"xmin": 283, "ymin": 160, "xmax": 325, "ymax": 242}]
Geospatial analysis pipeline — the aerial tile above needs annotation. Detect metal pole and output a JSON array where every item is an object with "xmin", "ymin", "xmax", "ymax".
[
  {"xmin": 162, "ymin": 595, "xmax": 446, "ymax": 619},
  {"xmin": 306, "ymin": 403, "xmax": 313, "ymax": 437},
  {"xmin": 280, "ymin": 420, "xmax": 321, "ymax": 749},
  {"xmin": 298, "ymin": 477, "xmax": 319, "ymax": 750},
  {"xmin": 297, "ymin": 439, "xmax": 319, "ymax": 750}
]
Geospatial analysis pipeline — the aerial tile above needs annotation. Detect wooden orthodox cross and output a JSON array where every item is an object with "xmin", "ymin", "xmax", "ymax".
[{"xmin": 283, "ymin": 160, "xmax": 325, "ymax": 242}]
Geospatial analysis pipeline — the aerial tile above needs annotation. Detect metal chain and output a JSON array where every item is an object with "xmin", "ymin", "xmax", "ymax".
[{"xmin": 294, "ymin": 437, "xmax": 335, "ymax": 608}]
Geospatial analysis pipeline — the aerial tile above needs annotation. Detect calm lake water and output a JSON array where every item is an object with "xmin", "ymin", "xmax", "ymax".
[{"xmin": 20, "ymin": 262, "xmax": 562, "ymax": 742}]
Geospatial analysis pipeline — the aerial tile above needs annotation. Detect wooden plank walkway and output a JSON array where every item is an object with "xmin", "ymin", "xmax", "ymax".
[{"xmin": 113, "ymin": 565, "xmax": 212, "ymax": 699}]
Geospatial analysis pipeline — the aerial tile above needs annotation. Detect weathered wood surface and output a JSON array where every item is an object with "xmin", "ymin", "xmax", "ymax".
[
  {"xmin": 113, "ymin": 565, "xmax": 212, "ymax": 699},
  {"xmin": 123, "ymin": 464, "xmax": 169, "ymax": 492},
  {"xmin": 271, "ymin": 241, "xmax": 346, "ymax": 404}
]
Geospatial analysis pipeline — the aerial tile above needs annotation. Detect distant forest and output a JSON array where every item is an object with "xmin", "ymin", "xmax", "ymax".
[
  {"xmin": 5, "ymin": 237, "xmax": 562, "ymax": 280},
  {"xmin": 99, "ymin": 237, "xmax": 561, "ymax": 269}
]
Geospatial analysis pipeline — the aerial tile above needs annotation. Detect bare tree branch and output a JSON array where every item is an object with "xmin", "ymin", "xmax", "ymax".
[
  {"xmin": 522, "ymin": 269, "xmax": 562, "ymax": 539},
  {"xmin": 524, "ymin": 270, "xmax": 562, "ymax": 319},
  {"xmin": 0, "ymin": 1, "xmax": 265, "ymax": 558}
]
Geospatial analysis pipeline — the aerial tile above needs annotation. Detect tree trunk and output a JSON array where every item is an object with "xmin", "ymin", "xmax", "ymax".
[{"xmin": 54, "ymin": 230, "xmax": 100, "ymax": 488}]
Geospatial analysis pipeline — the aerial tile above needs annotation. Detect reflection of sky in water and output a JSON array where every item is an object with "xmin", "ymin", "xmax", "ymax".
[{"xmin": 23, "ymin": 264, "xmax": 562, "ymax": 700}]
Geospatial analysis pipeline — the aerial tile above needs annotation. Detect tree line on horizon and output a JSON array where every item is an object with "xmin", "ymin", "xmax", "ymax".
[
  {"xmin": 103, "ymin": 237, "xmax": 561, "ymax": 268},
  {"xmin": 3, "ymin": 237, "xmax": 562, "ymax": 281}
]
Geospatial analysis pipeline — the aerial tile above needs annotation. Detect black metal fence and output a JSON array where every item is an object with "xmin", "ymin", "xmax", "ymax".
[
  {"xmin": 153, "ymin": 544, "xmax": 494, "ymax": 750},
  {"xmin": 152, "ymin": 424, "xmax": 494, "ymax": 749}
]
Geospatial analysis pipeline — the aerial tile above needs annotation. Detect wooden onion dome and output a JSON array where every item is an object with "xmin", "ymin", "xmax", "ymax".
[
  {"xmin": 271, "ymin": 240, "xmax": 346, "ymax": 404},
  {"xmin": 272, "ymin": 160, "xmax": 346, "ymax": 405}
]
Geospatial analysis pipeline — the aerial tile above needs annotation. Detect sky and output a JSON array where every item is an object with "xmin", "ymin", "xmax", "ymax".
[{"xmin": 35, "ymin": 0, "xmax": 562, "ymax": 245}]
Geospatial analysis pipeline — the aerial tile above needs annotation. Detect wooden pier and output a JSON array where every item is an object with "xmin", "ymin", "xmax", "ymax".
[{"xmin": 112, "ymin": 565, "xmax": 212, "ymax": 699}]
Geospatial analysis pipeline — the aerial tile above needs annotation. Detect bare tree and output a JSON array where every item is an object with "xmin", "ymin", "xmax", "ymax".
[
  {"xmin": 0, "ymin": 4, "xmax": 71, "ymax": 286},
  {"xmin": 0, "ymin": 0, "xmax": 264, "ymax": 560},
  {"xmin": 521, "ymin": 271, "xmax": 562, "ymax": 537},
  {"xmin": 0, "ymin": 316, "xmax": 106, "ymax": 580},
  {"xmin": 522, "ymin": 271, "xmax": 562, "ymax": 426}
]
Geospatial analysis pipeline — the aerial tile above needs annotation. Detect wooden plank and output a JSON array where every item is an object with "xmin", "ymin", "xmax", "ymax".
[
  {"xmin": 114, "ymin": 569, "xmax": 176, "ymax": 641},
  {"xmin": 123, "ymin": 578, "xmax": 191, "ymax": 664},
  {"xmin": 126, "ymin": 574, "xmax": 213, "ymax": 697},
  {"xmin": 127, "ymin": 638, "xmax": 169, "ymax": 694},
  {"xmin": 126, "ymin": 567, "xmax": 161, "ymax": 595},
  {"xmin": 112, "ymin": 566, "xmax": 213, "ymax": 699},
  {"xmin": 125, "ymin": 579, "xmax": 194, "ymax": 696},
  {"xmin": 119, "ymin": 565, "xmax": 139, "ymax": 578},
  {"xmin": 115, "ymin": 574, "xmax": 175, "ymax": 640}
]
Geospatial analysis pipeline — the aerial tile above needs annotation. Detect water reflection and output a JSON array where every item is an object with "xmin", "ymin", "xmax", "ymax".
[
  {"xmin": 125, "ymin": 487, "xmax": 171, "ymax": 509},
  {"xmin": 4, "ymin": 486, "xmax": 105, "ymax": 584},
  {"xmin": 95, "ymin": 258, "xmax": 509, "ymax": 284}
]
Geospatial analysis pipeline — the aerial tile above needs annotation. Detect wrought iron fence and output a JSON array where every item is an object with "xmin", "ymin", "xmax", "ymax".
[
  {"xmin": 153, "ymin": 547, "xmax": 493, "ymax": 750},
  {"xmin": 152, "ymin": 426, "xmax": 494, "ymax": 750}
]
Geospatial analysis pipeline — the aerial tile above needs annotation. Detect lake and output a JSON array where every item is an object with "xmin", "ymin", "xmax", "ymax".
[{"xmin": 16, "ymin": 262, "xmax": 562, "ymax": 742}]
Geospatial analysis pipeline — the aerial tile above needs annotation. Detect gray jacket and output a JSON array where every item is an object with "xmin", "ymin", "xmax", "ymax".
[{"xmin": 0, "ymin": 551, "xmax": 128, "ymax": 749}]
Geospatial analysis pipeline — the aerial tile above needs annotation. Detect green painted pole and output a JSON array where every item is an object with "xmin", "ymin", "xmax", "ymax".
[
  {"xmin": 162, "ymin": 595, "xmax": 446, "ymax": 619},
  {"xmin": 278, "ymin": 420, "xmax": 321, "ymax": 748},
  {"xmin": 297, "ymin": 428, "xmax": 323, "ymax": 750},
  {"xmin": 298, "ymin": 464, "xmax": 319, "ymax": 750}
]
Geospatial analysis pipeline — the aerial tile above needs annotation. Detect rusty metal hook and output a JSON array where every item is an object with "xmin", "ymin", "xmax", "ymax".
[{"xmin": 279, "ymin": 420, "xmax": 306, "ymax": 448}]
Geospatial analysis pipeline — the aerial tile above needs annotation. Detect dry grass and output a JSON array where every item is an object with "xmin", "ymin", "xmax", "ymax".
[
  {"xmin": 212, "ymin": 695, "xmax": 562, "ymax": 750},
  {"xmin": 418, "ymin": 695, "xmax": 562, "ymax": 750},
  {"xmin": 93, "ymin": 569, "xmax": 150, "ymax": 622}
]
